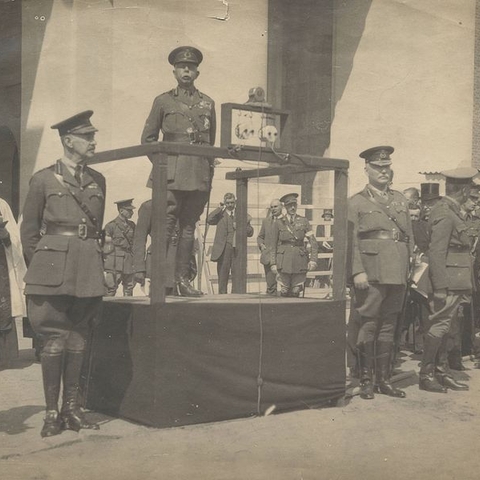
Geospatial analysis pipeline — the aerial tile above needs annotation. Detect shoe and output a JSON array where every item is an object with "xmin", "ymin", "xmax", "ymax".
[
  {"xmin": 437, "ymin": 375, "xmax": 469, "ymax": 391},
  {"xmin": 61, "ymin": 407, "xmax": 100, "ymax": 432},
  {"xmin": 449, "ymin": 362, "xmax": 466, "ymax": 371},
  {"xmin": 41, "ymin": 410, "xmax": 63, "ymax": 438},
  {"xmin": 359, "ymin": 380, "xmax": 375, "ymax": 399},
  {"xmin": 419, "ymin": 374, "xmax": 447, "ymax": 393},
  {"xmin": 374, "ymin": 382, "xmax": 406, "ymax": 398},
  {"xmin": 175, "ymin": 278, "xmax": 203, "ymax": 297}
]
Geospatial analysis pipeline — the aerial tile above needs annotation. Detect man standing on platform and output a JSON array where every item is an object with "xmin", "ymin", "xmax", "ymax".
[
  {"xmin": 348, "ymin": 146, "xmax": 413, "ymax": 400},
  {"xmin": 141, "ymin": 46, "xmax": 216, "ymax": 297},
  {"xmin": 419, "ymin": 168, "xmax": 477, "ymax": 393},
  {"xmin": 207, "ymin": 193, "xmax": 254, "ymax": 294},
  {"xmin": 21, "ymin": 111, "xmax": 104, "ymax": 437},
  {"xmin": 270, "ymin": 193, "xmax": 318, "ymax": 298},
  {"xmin": 103, "ymin": 199, "xmax": 136, "ymax": 297},
  {"xmin": 257, "ymin": 198, "xmax": 282, "ymax": 296}
]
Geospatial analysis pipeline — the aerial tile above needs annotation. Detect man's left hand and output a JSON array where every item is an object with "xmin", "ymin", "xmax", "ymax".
[{"xmin": 307, "ymin": 260, "xmax": 317, "ymax": 271}]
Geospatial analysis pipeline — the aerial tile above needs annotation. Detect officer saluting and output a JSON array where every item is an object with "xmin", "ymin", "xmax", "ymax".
[
  {"xmin": 21, "ymin": 111, "xmax": 105, "ymax": 437},
  {"xmin": 141, "ymin": 46, "xmax": 216, "ymax": 297},
  {"xmin": 348, "ymin": 146, "xmax": 413, "ymax": 400},
  {"xmin": 103, "ymin": 199, "xmax": 136, "ymax": 297},
  {"xmin": 270, "ymin": 193, "xmax": 318, "ymax": 297},
  {"xmin": 419, "ymin": 167, "xmax": 477, "ymax": 393}
]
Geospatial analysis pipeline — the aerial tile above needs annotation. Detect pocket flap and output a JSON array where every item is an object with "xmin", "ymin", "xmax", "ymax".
[
  {"xmin": 360, "ymin": 242, "xmax": 378, "ymax": 255},
  {"xmin": 35, "ymin": 236, "xmax": 70, "ymax": 253},
  {"xmin": 446, "ymin": 252, "xmax": 471, "ymax": 267}
]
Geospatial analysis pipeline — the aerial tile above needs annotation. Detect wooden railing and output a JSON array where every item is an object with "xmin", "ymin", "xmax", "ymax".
[{"xmin": 89, "ymin": 141, "xmax": 349, "ymax": 305}]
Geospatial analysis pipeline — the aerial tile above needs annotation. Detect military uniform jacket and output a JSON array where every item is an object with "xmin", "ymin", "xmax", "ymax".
[
  {"xmin": 348, "ymin": 186, "xmax": 414, "ymax": 285},
  {"xmin": 207, "ymin": 207, "xmax": 254, "ymax": 262},
  {"xmin": 21, "ymin": 161, "xmax": 106, "ymax": 297},
  {"xmin": 428, "ymin": 197, "xmax": 473, "ymax": 292},
  {"xmin": 257, "ymin": 215, "xmax": 280, "ymax": 266},
  {"xmin": 141, "ymin": 87, "xmax": 216, "ymax": 192},
  {"xmin": 132, "ymin": 200, "xmax": 152, "ymax": 275},
  {"xmin": 104, "ymin": 215, "xmax": 135, "ymax": 274},
  {"xmin": 270, "ymin": 215, "xmax": 318, "ymax": 274}
]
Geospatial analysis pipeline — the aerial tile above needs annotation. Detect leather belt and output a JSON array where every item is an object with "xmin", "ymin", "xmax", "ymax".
[
  {"xmin": 358, "ymin": 230, "xmax": 409, "ymax": 243},
  {"xmin": 448, "ymin": 244, "xmax": 471, "ymax": 253},
  {"xmin": 163, "ymin": 133, "xmax": 209, "ymax": 144},
  {"xmin": 45, "ymin": 224, "xmax": 100, "ymax": 240},
  {"xmin": 281, "ymin": 241, "xmax": 304, "ymax": 247}
]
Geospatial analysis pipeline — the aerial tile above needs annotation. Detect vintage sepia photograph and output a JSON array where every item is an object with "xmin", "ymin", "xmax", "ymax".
[{"xmin": 1, "ymin": 0, "xmax": 480, "ymax": 479}]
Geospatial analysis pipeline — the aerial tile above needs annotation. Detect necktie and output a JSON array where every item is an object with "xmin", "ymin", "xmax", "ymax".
[{"xmin": 74, "ymin": 165, "xmax": 82, "ymax": 185}]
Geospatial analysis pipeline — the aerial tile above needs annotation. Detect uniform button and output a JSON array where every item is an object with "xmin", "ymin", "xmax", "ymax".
[
  {"xmin": 188, "ymin": 106, "xmax": 192, "ymax": 109},
  {"xmin": 44, "ymin": 246, "xmax": 48, "ymax": 249},
  {"xmin": 82, "ymin": 218, "xmax": 87, "ymax": 223}
]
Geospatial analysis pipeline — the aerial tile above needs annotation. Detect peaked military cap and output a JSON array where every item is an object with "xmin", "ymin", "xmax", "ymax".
[
  {"xmin": 280, "ymin": 193, "xmax": 299, "ymax": 205},
  {"xmin": 322, "ymin": 208, "xmax": 334, "ymax": 219},
  {"xmin": 359, "ymin": 146, "xmax": 394, "ymax": 166},
  {"xmin": 51, "ymin": 110, "xmax": 98, "ymax": 136},
  {"xmin": 420, "ymin": 183, "xmax": 440, "ymax": 201},
  {"xmin": 168, "ymin": 46, "xmax": 203, "ymax": 66},
  {"xmin": 114, "ymin": 198, "xmax": 136, "ymax": 210},
  {"xmin": 441, "ymin": 167, "xmax": 479, "ymax": 184}
]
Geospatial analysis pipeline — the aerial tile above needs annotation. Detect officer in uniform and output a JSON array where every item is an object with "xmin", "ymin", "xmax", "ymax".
[
  {"xmin": 419, "ymin": 168, "xmax": 477, "ymax": 393},
  {"xmin": 257, "ymin": 198, "xmax": 283, "ymax": 296},
  {"xmin": 270, "ymin": 193, "xmax": 318, "ymax": 297},
  {"xmin": 21, "ymin": 111, "xmax": 104, "ymax": 436},
  {"xmin": 141, "ymin": 46, "xmax": 216, "ymax": 297},
  {"xmin": 348, "ymin": 146, "xmax": 413, "ymax": 400},
  {"xmin": 103, "ymin": 199, "xmax": 136, "ymax": 296}
]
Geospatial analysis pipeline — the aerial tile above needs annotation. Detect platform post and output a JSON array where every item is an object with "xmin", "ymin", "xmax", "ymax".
[
  {"xmin": 232, "ymin": 177, "xmax": 248, "ymax": 293},
  {"xmin": 332, "ymin": 168, "xmax": 348, "ymax": 301},
  {"xmin": 150, "ymin": 153, "xmax": 169, "ymax": 305}
]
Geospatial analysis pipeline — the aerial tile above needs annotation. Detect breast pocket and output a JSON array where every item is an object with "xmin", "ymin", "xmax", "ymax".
[
  {"xmin": 46, "ymin": 189, "xmax": 69, "ymax": 218},
  {"xmin": 163, "ymin": 111, "xmax": 190, "ymax": 133},
  {"xmin": 24, "ymin": 236, "xmax": 69, "ymax": 286}
]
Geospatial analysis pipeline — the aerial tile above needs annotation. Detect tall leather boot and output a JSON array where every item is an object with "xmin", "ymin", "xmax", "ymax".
[
  {"xmin": 436, "ymin": 336, "xmax": 469, "ymax": 391},
  {"xmin": 175, "ymin": 238, "xmax": 203, "ymax": 297},
  {"xmin": 40, "ymin": 351, "xmax": 64, "ymax": 437},
  {"xmin": 374, "ymin": 341, "xmax": 406, "ymax": 398},
  {"xmin": 357, "ymin": 342, "xmax": 375, "ymax": 399},
  {"xmin": 60, "ymin": 351, "xmax": 99, "ymax": 431},
  {"xmin": 448, "ymin": 347, "xmax": 465, "ymax": 371},
  {"xmin": 419, "ymin": 335, "xmax": 447, "ymax": 393}
]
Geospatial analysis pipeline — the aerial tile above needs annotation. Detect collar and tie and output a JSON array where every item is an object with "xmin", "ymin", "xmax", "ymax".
[{"xmin": 74, "ymin": 165, "xmax": 83, "ymax": 185}]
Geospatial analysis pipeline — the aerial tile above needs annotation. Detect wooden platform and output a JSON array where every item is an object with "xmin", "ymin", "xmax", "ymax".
[{"xmin": 86, "ymin": 294, "xmax": 346, "ymax": 428}]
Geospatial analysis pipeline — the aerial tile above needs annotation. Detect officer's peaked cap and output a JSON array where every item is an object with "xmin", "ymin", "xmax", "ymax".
[
  {"xmin": 168, "ymin": 46, "xmax": 203, "ymax": 66},
  {"xmin": 441, "ymin": 167, "xmax": 479, "ymax": 184},
  {"xmin": 359, "ymin": 145, "xmax": 394, "ymax": 166},
  {"xmin": 51, "ymin": 110, "xmax": 98, "ymax": 136},
  {"xmin": 280, "ymin": 193, "xmax": 298, "ymax": 205},
  {"xmin": 115, "ymin": 198, "xmax": 136, "ymax": 210}
]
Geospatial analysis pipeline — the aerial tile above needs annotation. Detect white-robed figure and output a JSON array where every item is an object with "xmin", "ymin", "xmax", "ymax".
[{"xmin": 0, "ymin": 197, "xmax": 27, "ymax": 369}]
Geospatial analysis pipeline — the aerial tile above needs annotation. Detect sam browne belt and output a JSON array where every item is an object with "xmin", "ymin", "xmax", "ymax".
[
  {"xmin": 358, "ymin": 230, "xmax": 409, "ymax": 243},
  {"xmin": 45, "ymin": 224, "xmax": 101, "ymax": 240}
]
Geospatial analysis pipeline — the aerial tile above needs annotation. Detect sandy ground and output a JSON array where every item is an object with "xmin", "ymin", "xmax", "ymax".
[{"xmin": 2, "ymin": 319, "xmax": 480, "ymax": 480}]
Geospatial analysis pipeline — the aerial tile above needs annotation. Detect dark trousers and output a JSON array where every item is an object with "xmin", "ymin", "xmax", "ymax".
[
  {"xmin": 166, "ymin": 190, "xmax": 209, "ymax": 240},
  {"xmin": 104, "ymin": 271, "xmax": 134, "ymax": 296},
  {"xmin": 263, "ymin": 264, "xmax": 277, "ymax": 295},
  {"xmin": 216, "ymin": 243, "xmax": 236, "ymax": 294}
]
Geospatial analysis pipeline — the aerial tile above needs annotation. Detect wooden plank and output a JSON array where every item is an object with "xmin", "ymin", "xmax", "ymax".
[
  {"xmin": 150, "ymin": 153, "xmax": 168, "ymax": 305},
  {"xmin": 225, "ymin": 166, "xmax": 318, "ymax": 180},
  {"xmin": 232, "ymin": 178, "xmax": 248, "ymax": 293},
  {"xmin": 89, "ymin": 141, "xmax": 349, "ymax": 170},
  {"xmin": 332, "ymin": 168, "xmax": 348, "ymax": 301}
]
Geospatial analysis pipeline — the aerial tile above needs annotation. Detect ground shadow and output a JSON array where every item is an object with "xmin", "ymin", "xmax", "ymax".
[{"xmin": 0, "ymin": 405, "xmax": 44, "ymax": 435}]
